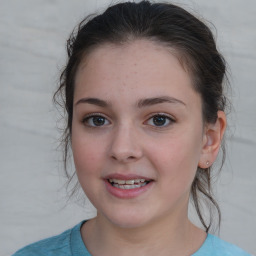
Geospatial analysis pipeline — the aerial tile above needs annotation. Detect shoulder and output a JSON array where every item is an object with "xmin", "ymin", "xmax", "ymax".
[
  {"xmin": 12, "ymin": 222, "xmax": 84, "ymax": 256},
  {"xmin": 194, "ymin": 234, "xmax": 252, "ymax": 256}
]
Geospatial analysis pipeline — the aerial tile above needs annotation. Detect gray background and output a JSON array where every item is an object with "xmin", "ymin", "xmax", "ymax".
[{"xmin": 0, "ymin": 0, "xmax": 255, "ymax": 255}]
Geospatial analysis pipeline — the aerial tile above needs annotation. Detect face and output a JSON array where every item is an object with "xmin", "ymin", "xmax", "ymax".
[{"xmin": 72, "ymin": 40, "xmax": 207, "ymax": 229}]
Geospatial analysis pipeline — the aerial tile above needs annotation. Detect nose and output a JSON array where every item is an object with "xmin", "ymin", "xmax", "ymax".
[{"xmin": 109, "ymin": 124, "xmax": 143, "ymax": 163}]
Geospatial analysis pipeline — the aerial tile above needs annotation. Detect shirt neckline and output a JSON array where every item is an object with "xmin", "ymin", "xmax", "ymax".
[{"xmin": 70, "ymin": 220, "xmax": 213, "ymax": 256}]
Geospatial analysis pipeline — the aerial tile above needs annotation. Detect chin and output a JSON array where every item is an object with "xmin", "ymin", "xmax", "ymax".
[{"xmin": 102, "ymin": 210, "xmax": 151, "ymax": 229}]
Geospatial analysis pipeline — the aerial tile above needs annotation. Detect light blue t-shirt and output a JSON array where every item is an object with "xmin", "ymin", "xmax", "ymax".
[{"xmin": 13, "ymin": 221, "xmax": 252, "ymax": 256}]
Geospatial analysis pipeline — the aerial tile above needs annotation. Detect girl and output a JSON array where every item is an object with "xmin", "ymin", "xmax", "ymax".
[{"xmin": 13, "ymin": 1, "xmax": 252, "ymax": 255}]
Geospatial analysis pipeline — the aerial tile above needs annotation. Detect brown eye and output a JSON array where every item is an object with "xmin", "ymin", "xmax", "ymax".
[
  {"xmin": 83, "ymin": 115, "xmax": 110, "ymax": 127},
  {"xmin": 153, "ymin": 116, "xmax": 167, "ymax": 126},
  {"xmin": 146, "ymin": 114, "xmax": 175, "ymax": 127}
]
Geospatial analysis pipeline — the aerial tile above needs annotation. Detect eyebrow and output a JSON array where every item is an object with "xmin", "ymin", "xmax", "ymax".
[
  {"xmin": 75, "ymin": 96, "xmax": 186, "ymax": 108},
  {"xmin": 75, "ymin": 97, "xmax": 110, "ymax": 107},
  {"xmin": 137, "ymin": 96, "xmax": 186, "ymax": 108}
]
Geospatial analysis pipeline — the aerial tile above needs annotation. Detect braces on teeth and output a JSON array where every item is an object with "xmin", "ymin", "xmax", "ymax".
[{"xmin": 108, "ymin": 179, "xmax": 149, "ymax": 189}]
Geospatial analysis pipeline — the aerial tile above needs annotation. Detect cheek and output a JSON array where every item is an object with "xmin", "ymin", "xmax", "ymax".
[
  {"xmin": 71, "ymin": 138, "xmax": 105, "ymax": 201},
  {"xmin": 73, "ymin": 147, "xmax": 97, "ymax": 171},
  {"xmin": 151, "ymin": 130, "xmax": 202, "ymax": 180},
  {"xmin": 71, "ymin": 131, "xmax": 105, "ymax": 177}
]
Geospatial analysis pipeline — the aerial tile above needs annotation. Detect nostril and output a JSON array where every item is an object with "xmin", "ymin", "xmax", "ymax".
[
  {"xmin": 111, "ymin": 154, "xmax": 136, "ymax": 162},
  {"xmin": 109, "ymin": 131, "xmax": 143, "ymax": 162}
]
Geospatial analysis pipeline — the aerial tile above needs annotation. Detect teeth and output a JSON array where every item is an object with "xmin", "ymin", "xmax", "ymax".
[
  {"xmin": 108, "ymin": 178, "xmax": 148, "ymax": 189},
  {"xmin": 111, "ymin": 179, "xmax": 125, "ymax": 185},
  {"xmin": 112, "ymin": 183, "xmax": 147, "ymax": 189},
  {"xmin": 125, "ymin": 180, "xmax": 134, "ymax": 185},
  {"xmin": 109, "ymin": 179, "xmax": 146, "ymax": 185}
]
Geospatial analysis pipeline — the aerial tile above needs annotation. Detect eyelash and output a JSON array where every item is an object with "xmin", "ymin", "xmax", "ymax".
[
  {"xmin": 82, "ymin": 113, "xmax": 176, "ymax": 128},
  {"xmin": 82, "ymin": 113, "xmax": 110, "ymax": 127},
  {"xmin": 145, "ymin": 113, "xmax": 176, "ymax": 128}
]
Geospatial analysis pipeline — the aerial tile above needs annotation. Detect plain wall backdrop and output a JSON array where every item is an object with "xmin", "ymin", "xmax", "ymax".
[{"xmin": 0, "ymin": 0, "xmax": 255, "ymax": 255}]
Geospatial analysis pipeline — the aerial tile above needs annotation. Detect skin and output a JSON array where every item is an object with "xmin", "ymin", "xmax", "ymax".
[{"xmin": 71, "ymin": 39, "xmax": 226, "ymax": 256}]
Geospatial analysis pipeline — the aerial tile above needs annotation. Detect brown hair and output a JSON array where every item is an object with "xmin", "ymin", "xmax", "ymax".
[{"xmin": 54, "ymin": 0, "xmax": 228, "ymax": 232}]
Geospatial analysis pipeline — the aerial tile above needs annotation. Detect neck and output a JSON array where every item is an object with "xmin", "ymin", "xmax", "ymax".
[{"xmin": 81, "ymin": 208, "xmax": 206, "ymax": 256}]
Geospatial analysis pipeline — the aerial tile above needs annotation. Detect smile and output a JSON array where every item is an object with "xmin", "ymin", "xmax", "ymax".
[{"xmin": 108, "ymin": 179, "xmax": 150, "ymax": 189}]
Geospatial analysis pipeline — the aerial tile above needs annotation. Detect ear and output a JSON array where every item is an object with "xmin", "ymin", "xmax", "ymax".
[{"xmin": 198, "ymin": 111, "xmax": 227, "ymax": 168}]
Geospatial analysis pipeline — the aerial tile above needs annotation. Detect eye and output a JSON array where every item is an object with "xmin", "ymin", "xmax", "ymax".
[
  {"xmin": 83, "ymin": 114, "xmax": 110, "ymax": 127},
  {"xmin": 146, "ymin": 114, "xmax": 175, "ymax": 127}
]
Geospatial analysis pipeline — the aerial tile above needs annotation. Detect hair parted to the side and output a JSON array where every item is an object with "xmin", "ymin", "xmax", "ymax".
[{"xmin": 53, "ymin": 0, "xmax": 229, "ymax": 232}]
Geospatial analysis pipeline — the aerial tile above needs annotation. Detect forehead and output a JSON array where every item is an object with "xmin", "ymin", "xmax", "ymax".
[
  {"xmin": 74, "ymin": 39, "xmax": 199, "ymax": 106},
  {"xmin": 78, "ymin": 40, "xmax": 184, "ymax": 71}
]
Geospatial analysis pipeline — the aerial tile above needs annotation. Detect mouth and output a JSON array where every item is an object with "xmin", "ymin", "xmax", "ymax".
[
  {"xmin": 104, "ymin": 175, "xmax": 154, "ymax": 199},
  {"xmin": 108, "ymin": 178, "xmax": 151, "ymax": 189}
]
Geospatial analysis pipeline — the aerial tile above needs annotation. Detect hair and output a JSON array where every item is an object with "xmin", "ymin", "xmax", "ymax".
[{"xmin": 54, "ymin": 0, "xmax": 228, "ymax": 232}]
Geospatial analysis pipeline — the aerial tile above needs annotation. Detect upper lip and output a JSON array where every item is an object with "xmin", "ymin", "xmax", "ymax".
[{"xmin": 103, "ymin": 173, "xmax": 153, "ymax": 181}]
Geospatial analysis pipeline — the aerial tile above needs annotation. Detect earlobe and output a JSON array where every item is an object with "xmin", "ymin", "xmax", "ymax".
[{"xmin": 198, "ymin": 111, "xmax": 226, "ymax": 168}]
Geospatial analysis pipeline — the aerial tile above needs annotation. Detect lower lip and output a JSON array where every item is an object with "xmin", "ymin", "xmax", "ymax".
[{"xmin": 104, "ymin": 180, "xmax": 153, "ymax": 199}]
